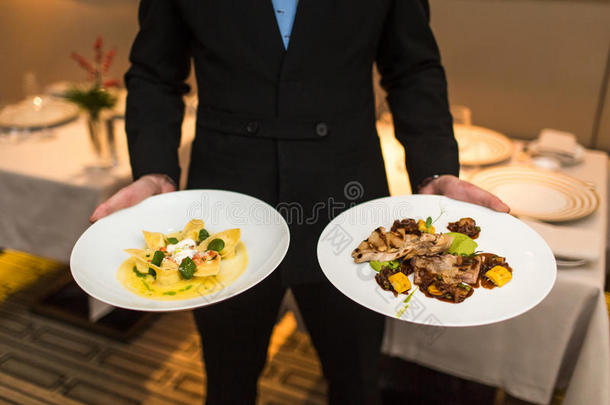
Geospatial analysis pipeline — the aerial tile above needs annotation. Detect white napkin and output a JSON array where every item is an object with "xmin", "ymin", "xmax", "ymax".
[
  {"xmin": 529, "ymin": 129, "xmax": 584, "ymax": 165},
  {"xmin": 537, "ymin": 129, "xmax": 578, "ymax": 155},
  {"xmin": 521, "ymin": 218, "xmax": 601, "ymax": 262}
]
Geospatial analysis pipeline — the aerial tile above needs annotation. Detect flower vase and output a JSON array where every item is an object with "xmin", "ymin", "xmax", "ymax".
[{"xmin": 86, "ymin": 111, "xmax": 117, "ymax": 169}]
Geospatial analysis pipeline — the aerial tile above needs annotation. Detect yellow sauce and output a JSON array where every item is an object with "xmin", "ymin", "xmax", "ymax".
[{"xmin": 117, "ymin": 242, "xmax": 248, "ymax": 300}]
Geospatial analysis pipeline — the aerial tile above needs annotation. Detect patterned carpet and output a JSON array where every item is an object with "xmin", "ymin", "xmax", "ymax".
[
  {"xmin": 0, "ymin": 249, "xmax": 582, "ymax": 405},
  {"xmin": 0, "ymin": 249, "xmax": 326, "ymax": 405}
]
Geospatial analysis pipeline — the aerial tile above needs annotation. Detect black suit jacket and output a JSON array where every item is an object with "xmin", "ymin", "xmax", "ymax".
[{"xmin": 125, "ymin": 0, "xmax": 459, "ymax": 285}]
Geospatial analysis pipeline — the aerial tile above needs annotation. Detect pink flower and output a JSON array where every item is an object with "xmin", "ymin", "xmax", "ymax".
[
  {"xmin": 94, "ymin": 36, "xmax": 104, "ymax": 64},
  {"xmin": 102, "ymin": 49, "xmax": 116, "ymax": 74},
  {"xmin": 103, "ymin": 79, "xmax": 119, "ymax": 88},
  {"xmin": 71, "ymin": 52, "xmax": 96, "ymax": 75}
]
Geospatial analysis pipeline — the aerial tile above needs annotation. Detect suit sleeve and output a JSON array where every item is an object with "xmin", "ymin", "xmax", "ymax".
[
  {"xmin": 124, "ymin": 0, "xmax": 192, "ymax": 185},
  {"xmin": 376, "ymin": 0, "xmax": 459, "ymax": 192}
]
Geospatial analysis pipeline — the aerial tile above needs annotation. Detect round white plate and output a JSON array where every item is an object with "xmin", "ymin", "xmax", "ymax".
[
  {"xmin": 454, "ymin": 124, "xmax": 514, "ymax": 166},
  {"xmin": 317, "ymin": 195, "xmax": 556, "ymax": 327},
  {"xmin": 0, "ymin": 97, "xmax": 79, "ymax": 130},
  {"xmin": 71, "ymin": 190, "xmax": 290, "ymax": 311},
  {"xmin": 469, "ymin": 165, "xmax": 599, "ymax": 222}
]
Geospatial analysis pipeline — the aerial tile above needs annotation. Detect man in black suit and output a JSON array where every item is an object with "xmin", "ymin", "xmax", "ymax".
[{"xmin": 91, "ymin": 1, "xmax": 509, "ymax": 404}]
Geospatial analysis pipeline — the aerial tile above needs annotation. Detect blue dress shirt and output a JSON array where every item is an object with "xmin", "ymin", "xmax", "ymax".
[{"xmin": 272, "ymin": 0, "xmax": 298, "ymax": 49}]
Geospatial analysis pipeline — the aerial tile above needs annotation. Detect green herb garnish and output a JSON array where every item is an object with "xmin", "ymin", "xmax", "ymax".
[
  {"xmin": 198, "ymin": 229, "xmax": 210, "ymax": 242},
  {"xmin": 369, "ymin": 260, "xmax": 400, "ymax": 272},
  {"xmin": 179, "ymin": 285, "xmax": 193, "ymax": 292},
  {"xmin": 148, "ymin": 268, "xmax": 157, "ymax": 279},
  {"xmin": 151, "ymin": 250, "xmax": 165, "ymax": 266},
  {"xmin": 132, "ymin": 265, "xmax": 148, "ymax": 278},
  {"xmin": 141, "ymin": 280, "xmax": 152, "ymax": 291},
  {"xmin": 207, "ymin": 238, "xmax": 225, "ymax": 252},
  {"xmin": 179, "ymin": 257, "xmax": 196, "ymax": 279},
  {"xmin": 396, "ymin": 287, "xmax": 419, "ymax": 318},
  {"xmin": 425, "ymin": 216, "xmax": 433, "ymax": 228},
  {"xmin": 163, "ymin": 291, "xmax": 176, "ymax": 296},
  {"xmin": 166, "ymin": 237, "xmax": 179, "ymax": 245}
]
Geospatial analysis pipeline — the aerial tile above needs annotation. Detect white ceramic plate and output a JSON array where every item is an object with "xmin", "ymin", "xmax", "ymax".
[
  {"xmin": 317, "ymin": 195, "xmax": 556, "ymax": 327},
  {"xmin": 454, "ymin": 124, "xmax": 514, "ymax": 166},
  {"xmin": 0, "ymin": 97, "xmax": 79, "ymax": 130},
  {"xmin": 469, "ymin": 165, "xmax": 599, "ymax": 222},
  {"xmin": 71, "ymin": 190, "xmax": 290, "ymax": 311}
]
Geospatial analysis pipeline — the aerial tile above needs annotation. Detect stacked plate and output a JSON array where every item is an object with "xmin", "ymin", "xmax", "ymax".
[
  {"xmin": 454, "ymin": 124, "xmax": 514, "ymax": 166},
  {"xmin": 469, "ymin": 166, "xmax": 598, "ymax": 222}
]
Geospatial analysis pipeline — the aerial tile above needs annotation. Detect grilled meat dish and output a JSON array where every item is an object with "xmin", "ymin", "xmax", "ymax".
[
  {"xmin": 352, "ymin": 227, "xmax": 453, "ymax": 263},
  {"xmin": 412, "ymin": 254, "xmax": 482, "ymax": 303}
]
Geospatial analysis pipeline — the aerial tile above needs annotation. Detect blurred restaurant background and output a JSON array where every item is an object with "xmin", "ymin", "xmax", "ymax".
[{"xmin": 0, "ymin": 0, "xmax": 609, "ymax": 404}]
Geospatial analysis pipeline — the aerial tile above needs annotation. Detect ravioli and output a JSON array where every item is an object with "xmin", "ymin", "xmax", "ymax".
[{"xmin": 118, "ymin": 220, "xmax": 247, "ymax": 300}]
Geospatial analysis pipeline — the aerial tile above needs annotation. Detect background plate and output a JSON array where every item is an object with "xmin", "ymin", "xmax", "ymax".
[
  {"xmin": 454, "ymin": 124, "xmax": 514, "ymax": 166},
  {"xmin": 71, "ymin": 190, "xmax": 290, "ymax": 311},
  {"xmin": 469, "ymin": 166, "xmax": 599, "ymax": 221},
  {"xmin": 317, "ymin": 195, "xmax": 556, "ymax": 327}
]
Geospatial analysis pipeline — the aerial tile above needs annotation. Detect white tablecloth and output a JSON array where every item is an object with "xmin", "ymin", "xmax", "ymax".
[
  {"xmin": 382, "ymin": 146, "xmax": 609, "ymax": 405},
  {"xmin": 0, "ymin": 116, "xmax": 196, "ymax": 262},
  {"xmin": 0, "ymin": 117, "xmax": 607, "ymax": 404}
]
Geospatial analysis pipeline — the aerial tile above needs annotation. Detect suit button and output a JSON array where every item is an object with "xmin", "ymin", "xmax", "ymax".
[
  {"xmin": 246, "ymin": 121, "xmax": 259, "ymax": 134},
  {"xmin": 315, "ymin": 122, "xmax": 328, "ymax": 137}
]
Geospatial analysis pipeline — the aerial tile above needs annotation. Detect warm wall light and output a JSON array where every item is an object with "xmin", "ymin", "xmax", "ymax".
[{"xmin": 376, "ymin": 113, "xmax": 412, "ymax": 196}]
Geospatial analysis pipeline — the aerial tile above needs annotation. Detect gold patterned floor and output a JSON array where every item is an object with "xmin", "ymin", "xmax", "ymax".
[
  {"xmin": 0, "ymin": 249, "xmax": 327, "ymax": 405},
  {"xmin": 0, "ymin": 249, "xmax": 597, "ymax": 404}
]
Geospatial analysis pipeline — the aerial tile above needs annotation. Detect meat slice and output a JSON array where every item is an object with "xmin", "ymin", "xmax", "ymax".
[
  {"xmin": 412, "ymin": 254, "xmax": 482, "ymax": 286},
  {"xmin": 352, "ymin": 228, "xmax": 453, "ymax": 263}
]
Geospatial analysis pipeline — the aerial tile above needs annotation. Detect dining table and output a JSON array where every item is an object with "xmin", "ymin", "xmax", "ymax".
[
  {"xmin": 377, "ymin": 121, "xmax": 610, "ymax": 405},
  {"xmin": 0, "ymin": 101, "xmax": 607, "ymax": 405}
]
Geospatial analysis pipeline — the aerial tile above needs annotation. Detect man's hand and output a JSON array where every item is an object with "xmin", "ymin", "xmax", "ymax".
[
  {"xmin": 418, "ymin": 175, "xmax": 510, "ymax": 213},
  {"xmin": 89, "ymin": 174, "xmax": 177, "ymax": 222}
]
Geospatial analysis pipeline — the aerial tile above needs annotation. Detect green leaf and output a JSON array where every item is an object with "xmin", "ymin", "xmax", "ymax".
[
  {"xmin": 63, "ymin": 86, "xmax": 117, "ymax": 119},
  {"xmin": 198, "ymin": 229, "xmax": 210, "ymax": 242},
  {"xmin": 151, "ymin": 250, "xmax": 165, "ymax": 266},
  {"xmin": 148, "ymin": 268, "xmax": 157, "ymax": 279},
  {"xmin": 387, "ymin": 260, "xmax": 400, "ymax": 270},
  {"xmin": 425, "ymin": 216, "xmax": 432, "ymax": 227},
  {"xmin": 208, "ymin": 238, "xmax": 225, "ymax": 252},
  {"xmin": 162, "ymin": 291, "xmax": 176, "ymax": 296},
  {"xmin": 370, "ymin": 260, "xmax": 400, "ymax": 272},
  {"xmin": 179, "ymin": 257, "xmax": 196, "ymax": 280},
  {"xmin": 166, "ymin": 237, "xmax": 179, "ymax": 245},
  {"xmin": 132, "ymin": 265, "xmax": 148, "ymax": 278}
]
